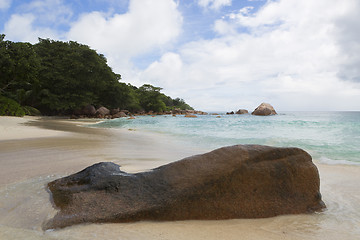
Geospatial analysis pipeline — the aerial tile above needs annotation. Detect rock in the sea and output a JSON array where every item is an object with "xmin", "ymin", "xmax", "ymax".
[
  {"xmin": 44, "ymin": 145, "xmax": 325, "ymax": 229},
  {"xmin": 185, "ymin": 114, "xmax": 197, "ymax": 118},
  {"xmin": 236, "ymin": 109, "xmax": 249, "ymax": 114},
  {"xmin": 252, "ymin": 103, "xmax": 277, "ymax": 116}
]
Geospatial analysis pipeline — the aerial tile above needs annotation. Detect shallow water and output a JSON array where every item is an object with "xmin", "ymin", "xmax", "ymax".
[
  {"xmin": 1, "ymin": 117, "xmax": 360, "ymax": 240},
  {"xmin": 95, "ymin": 111, "xmax": 360, "ymax": 165}
]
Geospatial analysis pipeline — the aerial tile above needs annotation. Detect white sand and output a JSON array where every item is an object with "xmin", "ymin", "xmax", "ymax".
[
  {"xmin": 0, "ymin": 116, "xmax": 67, "ymax": 140},
  {"xmin": 0, "ymin": 116, "xmax": 359, "ymax": 240}
]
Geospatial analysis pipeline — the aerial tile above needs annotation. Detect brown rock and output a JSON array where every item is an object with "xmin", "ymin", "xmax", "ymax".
[
  {"xmin": 252, "ymin": 103, "xmax": 277, "ymax": 116},
  {"xmin": 185, "ymin": 114, "xmax": 197, "ymax": 118},
  {"xmin": 44, "ymin": 145, "xmax": 325, "ymax": 229},
  {"xmin": 110, "ymin": 108, "xmax": 120, "ymax": 115},
  {"xmin": 112, "ymin": 111, "xmax": 127, "ymax": 118},
  {"xmin": 236, "ymin": 109, "xmax": 249, "ymax": 114},
  {"xmin": 75, "ymin": 104, "xmax": 96, "ymax": 116},
  {"xmin": 96, "ymin": 106, "xmax": 110, "ymax": 116}
]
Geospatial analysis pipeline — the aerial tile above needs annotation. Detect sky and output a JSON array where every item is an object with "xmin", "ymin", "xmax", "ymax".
[{"xmin": 1, "ymin": 0, "xmax": 360, "ymax": 111}]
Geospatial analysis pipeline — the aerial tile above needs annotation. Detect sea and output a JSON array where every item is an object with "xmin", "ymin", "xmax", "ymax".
[{"xmin": 94, "ymin": 111, "xmax": 360, "ymax": 166}]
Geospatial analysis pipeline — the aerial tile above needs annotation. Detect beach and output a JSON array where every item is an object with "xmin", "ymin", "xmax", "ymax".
[{"xmin": 0, "ymin": 116, "xmax": 359, "ymax": 240}]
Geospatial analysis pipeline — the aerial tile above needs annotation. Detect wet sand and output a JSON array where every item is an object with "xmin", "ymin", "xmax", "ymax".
[{"xmin": 0, "ymin": 116, "xmax": 359, "ymax": 240}]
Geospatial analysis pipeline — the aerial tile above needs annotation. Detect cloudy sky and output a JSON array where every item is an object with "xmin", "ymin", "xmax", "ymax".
[{"xmin": 1, "ymin": 0, "xmax": 360, "ymax": 111}]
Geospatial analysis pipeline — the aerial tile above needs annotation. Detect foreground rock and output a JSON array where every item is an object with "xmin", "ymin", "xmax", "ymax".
[
  {"xmin": 252, "ymin": 103, "xmax": 277, "ymax": 116},
  {"xmin": 44, "ymin": 145, "xmax": 325, "ymax": 229}
]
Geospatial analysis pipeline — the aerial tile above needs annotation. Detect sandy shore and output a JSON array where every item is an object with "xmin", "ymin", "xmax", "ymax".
[{"xmin": 0, "ymin": 116, "xmax": 359, "ymax": 240}]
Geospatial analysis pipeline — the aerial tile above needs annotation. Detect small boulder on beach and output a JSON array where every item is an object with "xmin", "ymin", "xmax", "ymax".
[
  {"xmin": 96, "ymin": 106, "xmax": 110, "ymax": 116},
  {"xmin": 112, "ymin": 111, "xmax": 127, "ymax": 118},
  {"xmin": 44, "ymin": 144, "xmax": 325, "ymax": 229}
]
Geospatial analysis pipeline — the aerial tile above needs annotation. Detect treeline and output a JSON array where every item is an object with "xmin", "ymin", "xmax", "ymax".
[{"xmin": 0, "ymin": 35, "xmax": 193, "ymax": 116}]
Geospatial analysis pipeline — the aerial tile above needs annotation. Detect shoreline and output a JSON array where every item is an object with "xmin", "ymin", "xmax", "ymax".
[
  {"xmin": 0, "ymin": 116, "xmax": 359, "ymax": 240},
  {"xmin": 1, "ymin": 115, "xmax": 359, "ymax": 188}
]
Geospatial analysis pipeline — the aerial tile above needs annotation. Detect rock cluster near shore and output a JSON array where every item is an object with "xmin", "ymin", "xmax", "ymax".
[
  {"xmin": 72, "ymin": 105, "xmax": 207, "ymax": 119},
  {"xmin": 44, "ymin": 144, "xmax": 325, "ymax": 229}
]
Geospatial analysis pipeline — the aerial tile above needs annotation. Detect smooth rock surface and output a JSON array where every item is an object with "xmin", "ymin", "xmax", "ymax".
[
  {"xmin": 252, "ymin": 103, "xmax": 277, "ymax": 116},
  {"xmin": 44, "ymin": 145, "xmax": 325, "ymax": 229},
  {"xmin": 96, "ymin": 106, "xmax": 110, "ymax": 116},
  {"xmin": 236, "ymin": 109, "xmax": 249, "ymax": 114}
]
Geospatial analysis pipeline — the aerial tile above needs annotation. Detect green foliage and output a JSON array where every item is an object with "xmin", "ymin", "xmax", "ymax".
[
  {"xmin": 172, "ymin": 97, "xmax": 194, "ymax": 110},
  {"xmin": 136, "ymin": 84, "xmax": 166, "ymax": 112},
  {"xmin": 0, "ymin": 35, "xmax": 193, "ymax": 115},
  {"xmin": 0, "ymin": 96, "xmax": 25, "ymax": 117},
  {"xmin": 22, "ymin": 106, "xmax": 42, "ymax": 116},
  {"xmin": 0, "ymin": 38, "xmax": 40, "ymax": 105},
  {"xmin": 34, "ymin": 38, "xmax": 123, "ymax": 114}
]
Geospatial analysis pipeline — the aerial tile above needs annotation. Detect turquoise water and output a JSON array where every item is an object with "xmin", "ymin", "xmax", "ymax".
[{"xmin": 94, "ymin": 112, "xmax": 360, "ymax": 165}]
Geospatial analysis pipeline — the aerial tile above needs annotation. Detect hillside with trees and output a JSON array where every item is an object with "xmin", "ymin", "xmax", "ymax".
[{"xmin": 0, "ymin": 35, "xmax": 193, "ymax": 116}]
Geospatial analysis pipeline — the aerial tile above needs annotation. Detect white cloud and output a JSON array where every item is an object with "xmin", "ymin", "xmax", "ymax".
[
  {"xmin": 67, "ymin": 0, "xmax": 182, "ymax": 75},
  {"xmin": 213, "ymin": 19, "xmax": 236, "ymax": 35},
  {"xmin": 3, "ymin": 14, "xmax": 59, "ymax": 42},
  {"xmin": 141, "ymin": 52, "xmax": 183, "ymax": 87},
  {"xmin": 0, "ymin": 0, "xmax": 11, "ymax": 10},
  {"xmin": 333, "ymin": 0, "xmax": 360, "ymax": 82},
  {"xmin": 19, "ymin": 0, "xmax": 73, "ymax": 25},
  {"xmin": 3, "ymin": 0, "xmax": 71, "ymax": 42},
  {"xmin": 198, "ymin": 0, "xmax": 231, "ymax": 10},
  {"xmin": 139, "ymin": 0, "xmax": 360, "ymax": 111}
]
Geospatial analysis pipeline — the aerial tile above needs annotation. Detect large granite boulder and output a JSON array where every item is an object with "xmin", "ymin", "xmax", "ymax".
[
  {"xmin": 44, "ymin": 145, "xmax": 325, "ymax": 229},
  {"xmin": 112, "ymin": 111, "xmax": 127, "ymax": 118},
  {"xmin": 73, "ymin": 104, "xmax": 96, "ymax": 116},
  {"xmin": 252, "ymin": 103, "xmax": 277, "ymax": 116},
  {"xmin": 96, "ymin": 106, "xmax": 110, "ymax": 116}
]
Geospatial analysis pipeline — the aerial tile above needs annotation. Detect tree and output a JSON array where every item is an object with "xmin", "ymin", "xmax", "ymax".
[
  {"xmin": 136, "ymin": 84, "xmax": 167, "ymax": 112},
  {"xmin": 172, "ymin": 97, "xmax": 193, "ymax": 110},
  {"xmin": 34, "ymin": 39, "xmax": 123, "ymax": 114},
  {"xmin": 0, "ymin": 36, "xmax": 40, "ymax": 106},
  {"xmin": 0, "ymin": 36, "xmax": 194, "ymax": 115}
]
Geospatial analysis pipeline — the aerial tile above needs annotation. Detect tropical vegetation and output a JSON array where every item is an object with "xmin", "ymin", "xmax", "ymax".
[{"xmin": 0, "ymin": 34, "xmax": 193, "ymax": 116}]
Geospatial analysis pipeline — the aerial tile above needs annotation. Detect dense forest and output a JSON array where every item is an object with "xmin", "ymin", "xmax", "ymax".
[{"xmin": 0, "ymin": 34, "xmax": 193, "ymax": 116}]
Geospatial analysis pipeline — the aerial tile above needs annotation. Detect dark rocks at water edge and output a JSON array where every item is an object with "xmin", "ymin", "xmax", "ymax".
[
  {"xmin": 252, "ymin": 103, "xmax": 277, "ymax": 116},
  {"xmin": 227, "ymin": 109, "xmax": 249, "ymax": 115},
  {"xmin": 44, "ymin": 144, "xmax": 325, "ymax": 229},
  {"xmin": 71, "ymin": 105, "xmax": 207, "ymax": 119},
  {"xmin": 236, "ymin": 109, "xmax": 249, "ymax": 114}
]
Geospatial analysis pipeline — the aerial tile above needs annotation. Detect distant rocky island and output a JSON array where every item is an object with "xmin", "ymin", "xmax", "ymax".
[{"xmin": 226, "ymin": 103, "xmax": 277, "ymax": 116}]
